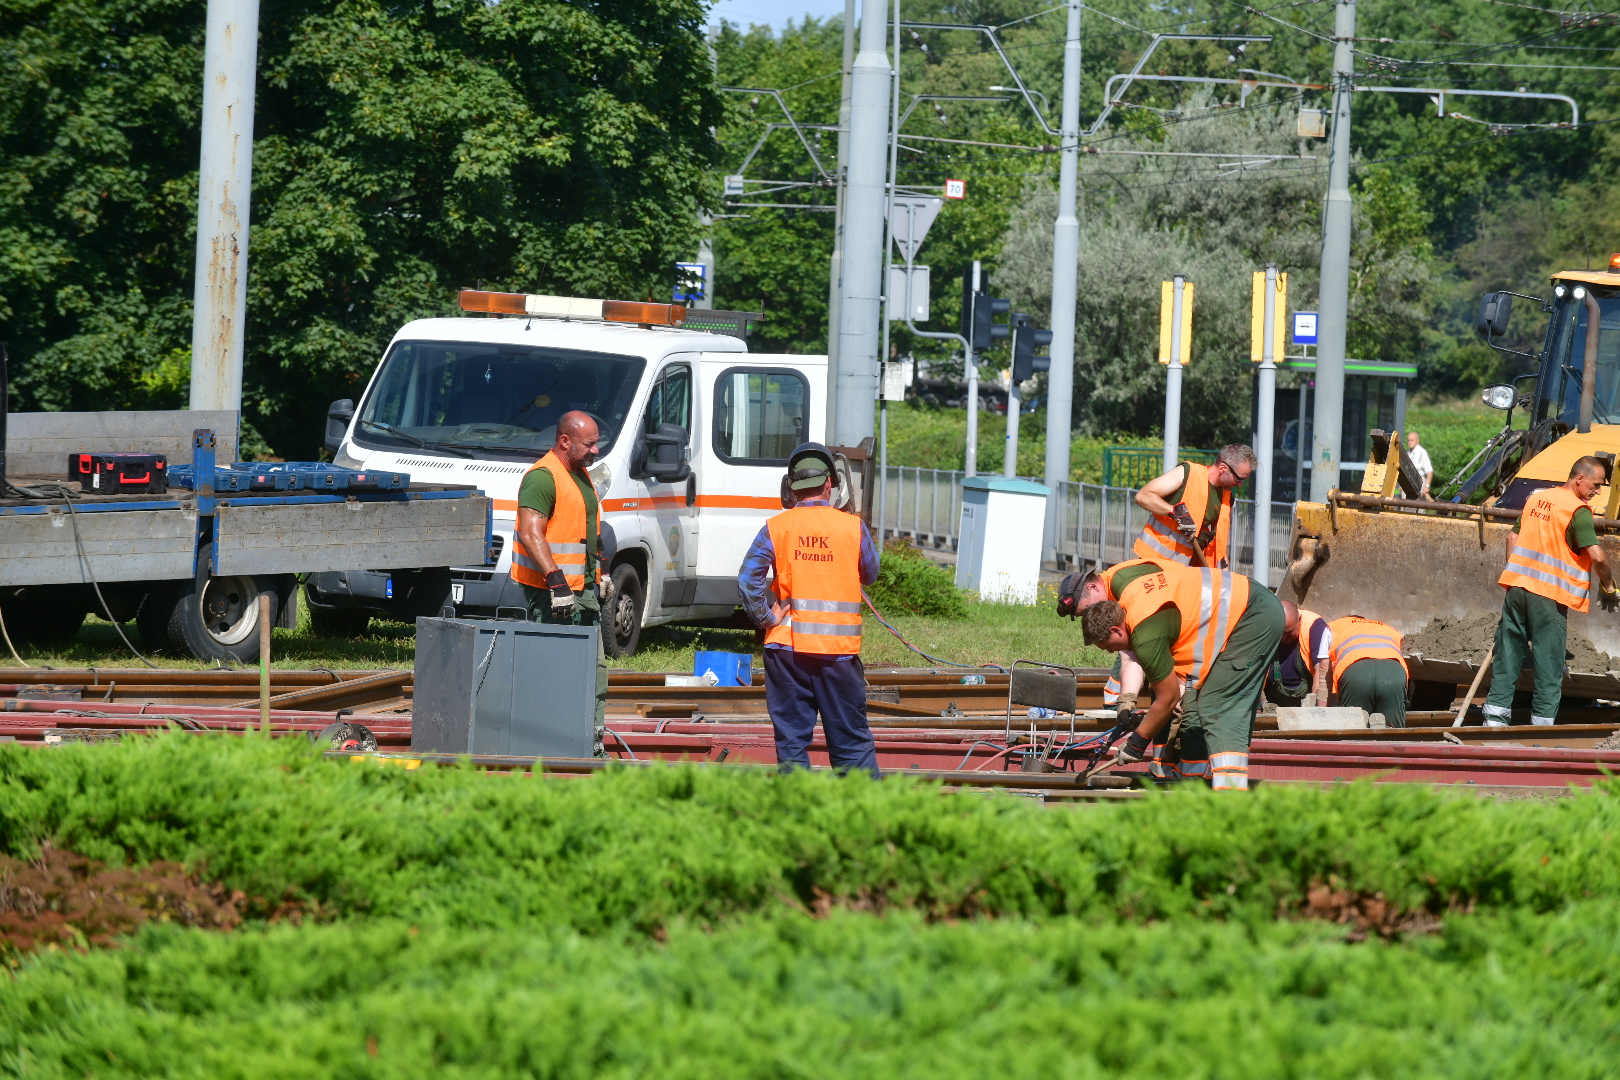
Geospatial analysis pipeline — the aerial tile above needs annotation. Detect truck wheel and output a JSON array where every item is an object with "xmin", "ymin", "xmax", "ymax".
[
  {"xmin": 164, "ymin": 544, "xmax": 275, "ymax": 664},
  {"xmin": 603, "ymin": 563, "xmax": 644, "ymax": 658},
  {"xmin": 136, "ymin": 586, "xmax": 180, "ymax": 654},
  {"xmin": 0, "ymin": 595, "xmax": 86, "ymax": 647}
]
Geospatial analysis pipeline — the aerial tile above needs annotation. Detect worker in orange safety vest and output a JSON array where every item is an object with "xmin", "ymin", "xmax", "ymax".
[
  {"xmin": 1320, "ymin": 615, "xmax": 1409, "ymax": 727},
  {"xmin": 1482, "ymin": 455, "xmax": 1618, "ymax": 727},
  {"xmin": 1131, "ymin": 446, "xmax": 1255, "ymax": 568},
  {"xmin": 738, "ymin": 443, "xmax": 881, "ymax": 776}
]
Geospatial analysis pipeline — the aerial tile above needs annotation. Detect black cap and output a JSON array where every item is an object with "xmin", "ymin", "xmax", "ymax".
[{"xmin": 787, "ymin": 442, "xmax": 836, "ymax": 492}]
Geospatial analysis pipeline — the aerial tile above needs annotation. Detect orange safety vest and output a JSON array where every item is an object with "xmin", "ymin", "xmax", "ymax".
[
  {"xmin": 1296, "ymin": 608, "xmax": 1326, "ymax": 676},
  {"xmin": 1115, "ymin": 563, "xmax": 1251, "ymax": 689},
  {"xmin": 1133, "ymin": 461, "xmax": 1232, "ymax": 566},
  {"xmin": 1326, "ymin": 616, "xmax": 1408, "ymax": 694},
  {"xmin": 764, "ymin": 504, "xmax": 866, "ymax": 655},
  {"xmin": 510, "ymin": 451, "xmax": 599, "ymax": 592},
  {"xmin": 1498, "ymin": 485, "xmax": 1594, "ymax": 612}
]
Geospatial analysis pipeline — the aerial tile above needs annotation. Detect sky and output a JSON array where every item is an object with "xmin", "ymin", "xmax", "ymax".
[{"xmin": 706, "ymin": 0, "xmax": 851, "ymax": 34}]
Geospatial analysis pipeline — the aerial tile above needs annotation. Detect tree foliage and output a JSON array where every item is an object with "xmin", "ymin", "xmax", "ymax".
[{"xmin": 0, "ymin": 0, "xmax": 721, "ymax": 456}]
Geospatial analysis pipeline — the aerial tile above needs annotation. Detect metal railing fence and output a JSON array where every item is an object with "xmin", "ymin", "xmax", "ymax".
[{"xmin": 876, "ymin": 466, "xmax": 1296, "ymax": 589}]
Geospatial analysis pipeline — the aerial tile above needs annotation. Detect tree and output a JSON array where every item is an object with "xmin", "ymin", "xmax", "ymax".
[{"xmin": 0, "ymin": 0, "xmax": 722, "ymax": 457}]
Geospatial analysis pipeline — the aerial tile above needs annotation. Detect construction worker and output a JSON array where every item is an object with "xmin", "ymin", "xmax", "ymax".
[
  {"xmin": 1132, "ymin": 445, "xmax": 1256, "ymax": 568},
  {"xmin": 1483, "ymin": 455, "xmax": 1619, "ymax": 727},
  {"xmin": 1319, "ymin": 615, "xmax": 1409, "ymax": 727},
  {"xmin": 512, "ymin": 410, "xmax": 611, "ymax": 754},
  {"xmin": 1057, "ymin": 558, "xmax": 1181, "ymax": 778},
  {"xmin": 1266, "ymin": 600, "xmax": 1328, "ymax": 706},
  {"xmin": 1080, "ymin": 562, "xmax": 1284, "ymax": 790},
  {"xmin": 738, "ymin": 443, "xmax": 881, "ymax": 776}
]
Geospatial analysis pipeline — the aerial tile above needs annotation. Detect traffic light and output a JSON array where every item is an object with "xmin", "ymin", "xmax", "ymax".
[
  {"xmin": 1009, "ymin": 313, "xmax": 1053, "ymax": 382},
  {"xmin": 960, "ymin": 264, "xmax": 1011, "ymax": 354}
]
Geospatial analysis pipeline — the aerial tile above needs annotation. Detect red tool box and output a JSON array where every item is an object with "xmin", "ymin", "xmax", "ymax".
[{"xmin": 69, "ymin": 452, "xmax": 168, "ymax": 494}]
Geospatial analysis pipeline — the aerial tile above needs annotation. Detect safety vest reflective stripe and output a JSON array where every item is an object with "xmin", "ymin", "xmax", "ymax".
[
  {"xmin": 1327, "ymin": 617, "xmax": 1407, "ymax": 693},
  {"xmin": 1499, "ymin": 486, "xmax": 1594, "ymax": 612},
  {"xmin": 1103, "ymin": 674, "xmax": 1122, "ymax": 705},
  {"xmin": 509, "ymin": 451, "xmax": 598, "ymax": 592},
  {"xmin": 790, "ymin": 598, "xmax": 863, "ymax": 613},
  {"xmin": 1135, "ymin": 521, "xmax": 1192, "ymax": 562},
  {"xmin": 791, "ymin": 620, "xmax": 863, "ymax": 638}
]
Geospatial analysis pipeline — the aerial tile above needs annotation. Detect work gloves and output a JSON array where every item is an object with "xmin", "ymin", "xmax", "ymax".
[
  {"xmin": 545, "ymin": 569, "xmax": 576, "ymax": 617},
  {"xmin": 1171, "ymin": 502, "xmax": 1198, "ymax": 540},
  {"xmin": 598, "ymin": 575, "xmax": 616, "ymax": 608},
  {"xmin": 1602, "ymin": 587, "xmax": 1620, "ymax": 613},
  {"xmin": 1115, "ymin": 731, "xmax": 1152, "ymax": 765},
  {"xmin": 1114, "ymin": 692, "xmax": 1141, "ymax": 730}
]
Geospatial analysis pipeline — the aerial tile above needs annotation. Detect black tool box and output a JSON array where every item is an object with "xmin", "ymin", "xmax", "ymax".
[{"xmin": 70, "ymin": 452, "xmax": 168, "ymax": 494}]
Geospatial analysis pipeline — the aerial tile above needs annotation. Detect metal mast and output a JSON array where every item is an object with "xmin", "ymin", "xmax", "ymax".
[
  {"xmin": 824, "ymin": 0, "xmax": 858, "ymax": 421},
  {"xmin": 1043, "ymin": 0, "xmax": 1082, "ymax": 539},
  {"xmin": 833, "ymin": 0, "xmax": 892, "ymax": 446},
  {"xmin": 1309, "ymin": 0, "xmax": 1356, "ymax": 501},
  {"xmin": 189, "ymin": 0, "xmax": 260, "ymax": 413}
]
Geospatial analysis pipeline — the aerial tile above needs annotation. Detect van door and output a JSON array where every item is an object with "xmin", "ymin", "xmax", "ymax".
[
  {"xmin": 692, "ymin": 355, "xmax": 828, "ymax": 608},
  {"xmin": 633, "ymin": 356, "xmax": 698, "ymax": 610}
]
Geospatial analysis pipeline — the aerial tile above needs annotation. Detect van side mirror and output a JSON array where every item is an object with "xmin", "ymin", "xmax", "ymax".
[
  {"xmin": 325, "ymin": 399, "xmax": 355, "ymax": 453},
  {"xmin": 1478, "ymin": 292, "xmax": 1513, "ymax": 339},
  {"xmin": 639, "ymin": 423, "xmax": 690, "ymax": 483}
]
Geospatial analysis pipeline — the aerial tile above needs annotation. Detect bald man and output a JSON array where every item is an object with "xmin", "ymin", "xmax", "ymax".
[
  {"xmin": 512, "ymin": 411, "xmax": 611, "ymax": 752},
  {"xmin": 1265, "ymin": 600, "xmax": 1329, "ymax": 706}
]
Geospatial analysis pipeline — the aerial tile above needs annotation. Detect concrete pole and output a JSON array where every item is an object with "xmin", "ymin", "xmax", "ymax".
[
  {"xmin": 1255, "ymin": 263, "xmax": 1279, "ymax": 585},
  {"xmin": 825, "ymin": 0, "xmax": 857, "ymax": 415},
  {"xmin": 878, "ymin": 0, "xmax": 902, "ymax": 527},
  {"xmin": 833, "ymin": 0, "xmax": 890, "ymax": 447},
  {"xmin": 1162, "ymin": 276, "xmax": 1186, "ymax": 473},
  {"xmin": 693, "ymin": 26, "xmax": 719, "ymax": 311},
  {"xmin": 1309, "ymin": 0, "xmax": 1356, "ymax": 501},
  {"xmin": 189, "ymin": 0, "xmax": 260, "ymax": 414},
  {"xmin": 965, "ymin": 261, "xmax": 982, "ymax": 477},
  {"xmin": 1044, "ymin": 0, "xmax": 1082, "ymax": 542}
]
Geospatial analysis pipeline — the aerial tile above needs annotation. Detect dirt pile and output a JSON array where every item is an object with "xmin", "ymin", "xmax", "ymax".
[
  {"xmin": 1405, "ymin": 613, "xmax": 1616, "ymax": 673},
  {"xmin": 0, "ymin": 845, "xmax": 243, "ymax": 957},
  {"xmin": 1595, "ymin": 732, "xmax": 1620, "ymax": 752}
]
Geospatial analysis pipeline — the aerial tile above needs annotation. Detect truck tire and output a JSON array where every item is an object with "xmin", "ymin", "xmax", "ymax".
[
  {"xmin": 161, "ymin": 544, "xmax": 277, "ymax": 664},
  {"xmin": 0, "ymin": 593, "xmax": 86, "ymax": 647},
  {"xmin": 603, "ymin": 563, "xmax": 644, "ymax": 658},
  {"xmin": 135, "ymin": 586, "xmax": 180, "ymax": 654}
]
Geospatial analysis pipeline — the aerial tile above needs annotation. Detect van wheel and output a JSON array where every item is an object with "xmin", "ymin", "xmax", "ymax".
[
  {"xmin": 160, "ymin": 544, "xmax": 275, "ymax": 663},
  {"xmin": 603, "ymin": 563, "xmax": 644, "ymax": 658}
]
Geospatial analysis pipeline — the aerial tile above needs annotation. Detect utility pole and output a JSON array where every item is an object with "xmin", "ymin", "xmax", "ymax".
[
  {"xmin": 825, "ymin": 0, "xmax": 858, "ymax": 426},
  {"xmin": 1003, "ymin": 367, "xmax": 1020, "ymax": 477},
  {"xmin": 693, "ymin": 25, "xmax": 720, "ymax": 311},
  {"xmin": 189, "ymin": 0, "xmax": 260, "ymax": 414},
  {"xmin": 1253, "ymin": 265, "xmax": 1284, "ymax": 585},
  {"xmin": 833, "ymin": 0, "xmax": 890, "ymax": 447},
  {"xmin": 1309, "ymin": 0, "xmax": 1356, "ymax": 502},
  {"xmin": 1043, "ymin": 0, "xmax": 1081, "ymax": 551}
]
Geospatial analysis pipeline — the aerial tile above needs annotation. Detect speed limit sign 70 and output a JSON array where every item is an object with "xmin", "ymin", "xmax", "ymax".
[{"xmin": 943, "ymin": 178, "xmax": 966, "ymax": 200}]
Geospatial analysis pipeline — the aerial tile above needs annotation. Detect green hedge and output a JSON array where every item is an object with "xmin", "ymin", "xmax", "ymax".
[
  {"xmin": 2, "ymin": 909, "xmax": 1617, "ymax": 1078},
  {"xmin": 2, "ymin": 737, "xmax": 1617, "ymax": 932}
]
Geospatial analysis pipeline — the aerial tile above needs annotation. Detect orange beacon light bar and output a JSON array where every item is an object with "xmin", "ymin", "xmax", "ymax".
[
  {"xmin": 457, "ymin": 290, "xmax": 686, "ymax": 327},
  {"xmin": 1610, "ymin": 252, "xmax": 1620, "ymax": 273}
]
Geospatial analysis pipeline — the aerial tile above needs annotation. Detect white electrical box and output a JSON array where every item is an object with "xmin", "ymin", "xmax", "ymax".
[{"xmin": 954, "ymin": 476, "xmax": 1048, "ymax": 604}]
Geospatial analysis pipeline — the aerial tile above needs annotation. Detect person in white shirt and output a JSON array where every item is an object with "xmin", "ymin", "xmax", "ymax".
[{"xmin": 1406, "ymin": 430, "xmax": 1433, "ymax": 497}]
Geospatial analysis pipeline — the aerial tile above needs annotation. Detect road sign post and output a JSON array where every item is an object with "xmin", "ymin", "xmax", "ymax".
[{"xmin": 1251, "ymin": 265, "xmax": 1286, "ymax": 584}]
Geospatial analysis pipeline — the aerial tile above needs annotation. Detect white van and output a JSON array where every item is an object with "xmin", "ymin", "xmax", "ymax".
[{"xmin": 308, "ymin": 291, "xmax": 853, "ymax": 656}]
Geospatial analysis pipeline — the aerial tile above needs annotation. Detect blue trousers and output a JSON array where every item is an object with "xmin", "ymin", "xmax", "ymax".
[{"xmin": 763, "ymin": 648, "xmax": 880, "ymax": 777}]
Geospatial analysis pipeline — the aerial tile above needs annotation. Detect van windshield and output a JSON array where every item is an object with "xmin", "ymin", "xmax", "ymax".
[{"xmin": 354, "ymin": 340, "xmax": 646, "ymax": 459}]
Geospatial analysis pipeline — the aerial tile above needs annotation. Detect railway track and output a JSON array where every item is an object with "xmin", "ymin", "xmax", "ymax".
[{"xmin": 2, "ymin": 666, "xmax": 1616, "ymax": 794}]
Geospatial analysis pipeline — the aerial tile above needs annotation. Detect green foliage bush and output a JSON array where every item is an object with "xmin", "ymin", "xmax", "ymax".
[
  {"xmin": 2, "ymin": 737, "xmax": 1618, "ymax": 933},
  {"xmin": 3, "ymin": 907, "xmax": 1619, "ymax": 1078},
  {"xmin": 865, "ymin": 538, "xmax": 969, "ymax": 619}
]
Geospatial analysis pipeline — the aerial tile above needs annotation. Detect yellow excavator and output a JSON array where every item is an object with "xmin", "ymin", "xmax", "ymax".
[{"xmin": 1280, "ymin": 254, "xmax": 1620, "ymax": 675}]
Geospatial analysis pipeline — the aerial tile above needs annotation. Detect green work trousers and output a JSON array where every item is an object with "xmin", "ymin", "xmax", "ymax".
[
  {"xmin": 1179, "ymin": 583, "xmax": 1285, "ymax": 786},
  {"xmin": 1335, "ymin": 658, "xmax": 1408, "ymax": 728},
  {"xmin": 523, "ymin": 584, "xmax": 609, "ymax": 756},
  {"xmin": 1484, "ymin": 585, "xmax": 1567, "ymax": 723}
]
